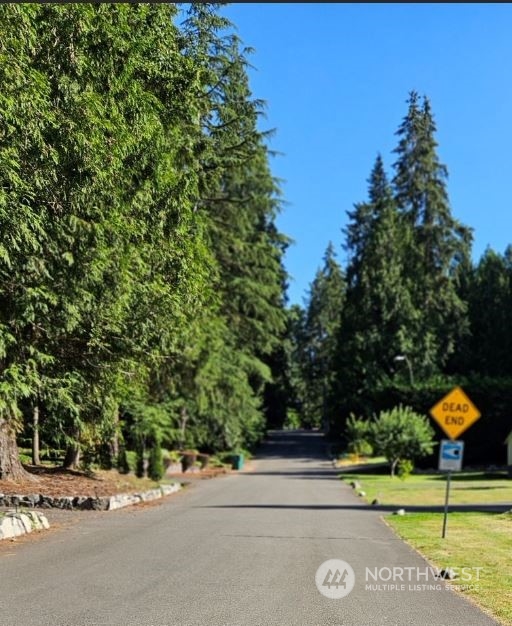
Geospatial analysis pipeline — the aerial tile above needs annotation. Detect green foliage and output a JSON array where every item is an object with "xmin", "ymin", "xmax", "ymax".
[
  {"xmin": 166, "ymin": 450, "xmax": 182, "ymax": 464},
  {"xmin": 148, "ymin": 440, "xmax": 165, "ymax": 482},
  {"xmin": 392, "ymin": 91, "xmax": 472, "ymax": 378},
  {"xmin": 0, "ymin": 3, "xmax": 289, "ymax": 477},
  {"xmin": 288, "ymin": 245, "xmax": 345, "ymax": 428},
  {"xmin": 333, "ymin": 155, "xmax": 413, "ymax": 408},
  {"xmin": 117, "ymin": 447, "xmax": 131, "ymax": 475},
  {"xmin": 371, "ymin": 404, "xmax": 436, "ymax": 476},
  {"xmin": 397, "ymin": 458, "xmax": 414, "ymax": 480},
  {"xmin": 354, "ymin": 377, "xmax": 512, "ymax": 466},
  {"xmin": 345, "ymin": 414, "xmax": 373, "ymax": 456},
  {"xmin": 283, "ymin": 409, "xmax": 301, "ymax": 430},
  {"xmin": 135, "ymin": 443, "xmax": 145, "ymax": 479}
]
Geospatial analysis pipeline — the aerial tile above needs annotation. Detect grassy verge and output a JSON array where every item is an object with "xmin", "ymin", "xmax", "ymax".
[
  {"xmin": 342, "ymin": 472, "xmax": 512, "ymax": 623},
  {"xmin": 339, "ymin": 471, "xmax": 512, "ymax": 506},
  {"xmin": 386, "ymin": 511, "xmax": 512, "ymax": 625}
]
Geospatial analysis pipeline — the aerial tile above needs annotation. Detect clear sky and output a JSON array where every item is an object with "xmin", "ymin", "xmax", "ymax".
[{"xmin": 220, "ymin": 3, "xmax": 512, "ymax": 306}]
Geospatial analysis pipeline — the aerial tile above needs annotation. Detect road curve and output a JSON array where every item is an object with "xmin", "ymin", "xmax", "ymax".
[{"xmin": 0, "ymin": 430, "xmax": 499, "ymax": 626}]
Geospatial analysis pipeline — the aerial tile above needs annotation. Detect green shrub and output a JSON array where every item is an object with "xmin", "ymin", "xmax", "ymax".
[
  {"xmin": 167, "ymin": 450, "xmax": 182, "ymax": 464},
  {"xmin": 135, "ymin": 442, "xmax": 145, "ymax": 478},
  {"xmin": 117, "ymin": 447, "xmax": 131, "ymax": 474},
  {"xmin": 148, "ymin": 440, "xmax": 164, "ymax": 481},
  {"xmin": 345, "ymin": 414, "xmax": 373, "ymax": 457},
  {"xmin": 397, "ymin": 458, "xmax": 414, "ymax": 480},
  {"xmin": 124, "ymin": 450, "xmax": 137, "ymax": 474},
  {"xmin": 283, "ymin": 409, "xmax": 301, "ymax": 430},
  {"xmin": 208, "ymin": 455, "xmax": 225, "ymax": 468},
  {"xmin": 371, "ymin": 404, "xmax": 436, "ymax": 477},
  {"xmin": 19, "ymin": 452, "xmax": 32, "ymax": 465}
]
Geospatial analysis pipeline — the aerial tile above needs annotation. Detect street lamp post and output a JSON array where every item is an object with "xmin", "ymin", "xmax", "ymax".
[{"xmin": 394, "ymin": 355, "xmax": 414, "ymax": 386}]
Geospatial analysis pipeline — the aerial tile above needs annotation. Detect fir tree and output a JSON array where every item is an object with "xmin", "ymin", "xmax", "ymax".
[
  {"xmin": 332, "ymin": 155, "xmax": 412, "ymax": 417},
  {"xmin": 391, "ymin": 92, "xmax": 472, "ymax": 377},
  {"xmin": 301, "ymin": 243, "xmax": 345, "ymax": 427}
]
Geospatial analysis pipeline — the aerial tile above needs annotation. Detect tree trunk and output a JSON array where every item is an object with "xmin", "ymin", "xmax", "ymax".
[
  {"xmin": 0, "ymin": 417, "xmax": 37, "ymax": 482},
  {"xmin": 110, "ymin": 406, "xmax": 119, "ymax": 467},
  {"xmin": 391, "ymin": 458, "xmax": 399, "ymax": 477},
  {"xmin": 32, "ymin": 405, "xmax": 40, "ymax": 466},
  {"xmin": 63, "ymin": 443, "xmax": 80, "ymax": 470},
  {"xmin": 179, "ymin": 406, "xmax": 189, "ymax": 450}
]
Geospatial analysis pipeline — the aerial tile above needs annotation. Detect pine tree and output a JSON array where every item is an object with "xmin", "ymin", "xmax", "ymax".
[
  {"xmin": 300, "ymin": 243, "xmax": 345, "ymax": 428},
  {"xmin": 332, "ymin": 156, "xmax": 412, "ymax": 416},
  {"xmin": 176, "ymin": 3, "xmax": 289, "ymax": 449},
  {"xmin": 464, "ymin": 248, "xmax": 512, "ymax": 377},
  {"xmin": 391, "ymin": 92, "xmax": 472, "ymax": 378}
]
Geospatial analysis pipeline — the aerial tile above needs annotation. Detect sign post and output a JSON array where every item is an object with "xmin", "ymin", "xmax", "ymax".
[
  {"xmin": 442, "ymin": 471, "xmax": 451, "ymax": 539},
  {"xmin": 438, "ymin": 440, "xmax": 464, "ymax": 538},
  {"xmin": 429, "ymin": 387, "xmax": 480, "ymax": 538}
]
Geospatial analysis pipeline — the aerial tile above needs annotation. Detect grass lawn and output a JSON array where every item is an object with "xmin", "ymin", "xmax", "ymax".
[
  {"xmin": 386, "ymin": 511, "xmax": 512, "ymax": 625},
  {"xmin": 339, "ymin": 471, "xmax": 512, "ymax": 506},
  {"xmin": 341, "ymin": 472, "xmax": 512, "ymax": 623}
]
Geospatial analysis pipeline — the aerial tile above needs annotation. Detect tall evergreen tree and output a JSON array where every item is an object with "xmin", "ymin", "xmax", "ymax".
[
  {"xmin": 300, "ymin": 243, "xmax": 345, "ymax": 428},
  {"xmin": 391, "ymin": 91, "xmax": 472, "ymax": 378},
  {"xmin": 0, "ymin": 4, "xmax": 214, "ymax": 476},
  {"xmin": 463, "ymin": 248, "xmax": 512, "ymax": 377},
  {"xmin": 332, "ymin": 156, "xmax": 412, "ymax": 418},
  {"xmin": 170, "ymin": 3, "xmax": 289, "ymax": 449}
]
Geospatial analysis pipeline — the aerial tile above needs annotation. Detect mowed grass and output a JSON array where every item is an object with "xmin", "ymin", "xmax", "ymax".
[
  {"xmin": 339, "ymin": 471, "xmax": 512, "ymax": 506},
  {"xmin": 387, "ymin": 511, "xmax": 512, "ymax": 625},
  {"xmin": 340, "ymin": 470, "xmax": 512, "ymax": 622}
]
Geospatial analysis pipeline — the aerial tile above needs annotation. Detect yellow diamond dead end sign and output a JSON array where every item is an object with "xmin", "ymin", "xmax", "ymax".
[{"xmin": 429, "ymin": 386, "xmax": 481, "ymax": 440}]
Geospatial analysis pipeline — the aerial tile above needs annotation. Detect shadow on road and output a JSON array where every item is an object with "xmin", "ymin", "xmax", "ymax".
[
  {"xmin": 241, "ymin": 469, "xmax": 341, "ymax": 479},
  {"xmin": 197, "ymin": 503, "xmax": 511, "ymax": 513}
]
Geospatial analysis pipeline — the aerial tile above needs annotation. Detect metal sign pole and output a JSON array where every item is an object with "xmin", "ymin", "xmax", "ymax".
[{"xmin": 441, "ymin": 470, "xmax": 451, "ymax": 539}]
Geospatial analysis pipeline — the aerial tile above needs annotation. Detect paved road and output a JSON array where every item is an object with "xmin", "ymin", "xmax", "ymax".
[{"xmin": 0, "ymin": 431, "xmax": 499, "ymax": 626}]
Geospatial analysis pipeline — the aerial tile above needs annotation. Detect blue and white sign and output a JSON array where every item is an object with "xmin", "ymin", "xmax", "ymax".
[{"xmin": 439, "ymin": 439, "xmax": 464, "ymax": 471}]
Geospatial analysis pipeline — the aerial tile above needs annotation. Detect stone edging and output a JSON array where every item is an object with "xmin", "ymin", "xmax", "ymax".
[
  {"xmin": 0, "ymin": 510, "xmax": 50, "ymax": 541},
  {"xmin": 0, "ymin": 482, "xmax": 182, "ymax": 512}
]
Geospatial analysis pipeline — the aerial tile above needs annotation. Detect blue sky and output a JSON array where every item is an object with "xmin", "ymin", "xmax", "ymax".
[{"xmin": 219, "ymin": 3, "xmax": 512, "ymax": 306}]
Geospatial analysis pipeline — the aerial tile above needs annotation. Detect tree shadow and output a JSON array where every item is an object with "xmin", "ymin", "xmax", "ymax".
[
  {"xmin": 430, "ymin": 472, "xmax": 509, "ymax": 482},
  {"xmin": 197, "ymin": 503, "xmax": 511, "ymax": 513}
]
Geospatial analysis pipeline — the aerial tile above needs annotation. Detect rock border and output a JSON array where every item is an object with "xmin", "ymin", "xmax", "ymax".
[
  {"xmin": 0, "ymin": 482, "xmax": 182, "ymax": 512},
  {"xmin": 0, "ymin": 510, "xmax": 50, "ymax": 541}
]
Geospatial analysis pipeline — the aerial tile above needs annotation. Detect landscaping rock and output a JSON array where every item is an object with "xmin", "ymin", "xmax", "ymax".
[
  {"xmin": 54, "ymin": 497, "xmax": 74, "ymax": 510},
  {"xmin": 393, "ymin": 508, "xmax": 406, "ymax": 516},
  {"xmin": 0, "ymin": 483, "xmax": 182, "ymax": 514},
  {"xmin": 90, "ymin": 498, "xmax": 109, "ymax": 511},
  {"xmin": 357, "ymin": 491, "xmax": 366, "ymax": 497},
  {"xmin": 0, "ymin": 510, "xmax": 50, "ymax": 540},
  {"xmin": 371, "ymin": 498, "xmax": 380, "ymax": 505},
  {"xmin": 160, "ymin": 483, "xmax": 181, "ymax": 497},
  {"xmin": 437, "ymin": 568, "xmax": 458, "ymax": 580},
  {"xmin": 350, "ymin": 481, "xmax": 361, "ymax": 490},
  {"xmin": 138, "ymin": 489, "xmax": 163, "ymax": 503}
]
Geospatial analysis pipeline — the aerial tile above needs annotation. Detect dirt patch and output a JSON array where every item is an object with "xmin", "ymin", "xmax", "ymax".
[
  {"xmin": 0, "ymin": 466, "xmax": 162, "ymax": 499},
  {"xmin": 0, "ymin": 464, "xmax": 236, "ymax": 499}
]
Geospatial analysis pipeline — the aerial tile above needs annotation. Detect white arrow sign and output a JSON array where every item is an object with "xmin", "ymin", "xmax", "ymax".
[{"xmin": 439, "ymin": 440, "xmax": 464, "ymax": 472}]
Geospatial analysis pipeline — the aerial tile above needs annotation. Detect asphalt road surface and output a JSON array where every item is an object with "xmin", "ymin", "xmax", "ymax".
[{"xmin": 0, "ymin": 430, "xmax": 499, "ymax": 626}]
